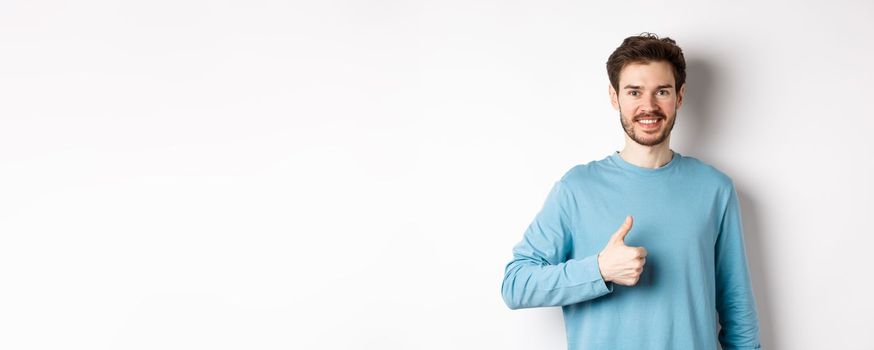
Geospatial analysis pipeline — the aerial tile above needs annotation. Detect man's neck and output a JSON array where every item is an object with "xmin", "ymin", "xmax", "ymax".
[{"xmin": 618, "ymin": 141, "xmax": 674, "ymax": 169}]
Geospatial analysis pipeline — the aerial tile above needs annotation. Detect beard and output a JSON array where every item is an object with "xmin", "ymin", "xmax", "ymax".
[{"xmin": 619, "ymin": 109, "xmax": 676, "ymax": 147}]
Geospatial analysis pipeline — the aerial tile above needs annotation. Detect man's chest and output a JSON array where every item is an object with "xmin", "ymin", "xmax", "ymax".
[{"xmin": 565, "ymin": 181, "xmax": 722, "ymax": 260}]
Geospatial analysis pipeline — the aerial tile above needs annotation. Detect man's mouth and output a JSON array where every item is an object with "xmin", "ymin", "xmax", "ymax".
[{"xmin": 635, "ymin": 117, "xmax": 663, "ymax": 130}]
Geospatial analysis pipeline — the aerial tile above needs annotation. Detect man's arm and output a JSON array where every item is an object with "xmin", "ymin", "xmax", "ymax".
[
  {"xmin": 501, "ymin": 180, "xmax": 613, "ymax": 310},
  {"xmin": 715, "ymin": 182, "xmax": 762, "ymax": 349}
]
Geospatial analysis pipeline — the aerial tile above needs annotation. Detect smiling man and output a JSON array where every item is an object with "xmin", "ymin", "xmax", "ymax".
[{"xmin": 501, "ymin": 33, "xmax": 761, "ymax": 349}]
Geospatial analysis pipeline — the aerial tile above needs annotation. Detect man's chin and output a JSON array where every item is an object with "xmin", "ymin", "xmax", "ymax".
[
  {"xmin": 634, "ymin": 141, "xmax": 663, "ymax": 147},
  {"xmin": 631, "ymin": 133, "xmax": 669, "ymax": 147}
]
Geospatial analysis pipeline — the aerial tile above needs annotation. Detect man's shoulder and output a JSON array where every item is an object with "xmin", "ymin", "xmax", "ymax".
[
  {"xmin": 678, "ymin": 154, "xmax": 736, "ymax": 189},
  {"xmin": 555, "ymin": 155, "xmax": 614, "ymax": 185}
]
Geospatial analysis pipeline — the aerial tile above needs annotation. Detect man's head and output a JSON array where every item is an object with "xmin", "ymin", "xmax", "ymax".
[{"xmin": 607, "ymin": 33, "xmax": 686, "ymax": 147}]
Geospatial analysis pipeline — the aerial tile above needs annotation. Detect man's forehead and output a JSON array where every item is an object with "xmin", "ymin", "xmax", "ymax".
[
  {"xmin": 622, "ymin": 83, "xmax": 675, "ymax": 90},
  {"xmin": 619, "ymin": 61, "xmax": 676, "ymax": 88}
]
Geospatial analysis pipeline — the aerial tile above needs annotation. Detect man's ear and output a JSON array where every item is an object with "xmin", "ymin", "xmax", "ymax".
[
  {"xmin": 676, "ymin": 83, "xmax": 686, "ymax": 110},
  {"xmin": 609, "ymin": 84, "xmax": 619, "ymax": 111}
]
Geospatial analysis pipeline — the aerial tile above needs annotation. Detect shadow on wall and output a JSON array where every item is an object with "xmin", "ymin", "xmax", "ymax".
[
  {"xmin": 683, "ymin": 58, "xmax": 778, "ymax": 350},
  {"xmin": 676, "ymin": 57, "xmax": 717, "ymax": 155},
  {"xmin": 736, "ymin": 189, "xmax": 777, "ymax": 350}
]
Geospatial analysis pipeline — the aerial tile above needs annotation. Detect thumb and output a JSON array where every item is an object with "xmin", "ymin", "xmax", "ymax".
[{"xmin": 610, "ymin": 215, "xmax": 633, "ymax": 245}]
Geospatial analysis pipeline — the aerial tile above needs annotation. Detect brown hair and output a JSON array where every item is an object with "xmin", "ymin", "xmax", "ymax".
[{"xmin": 606, "ymin": 32, "xmax": 686, "ymax": 92}]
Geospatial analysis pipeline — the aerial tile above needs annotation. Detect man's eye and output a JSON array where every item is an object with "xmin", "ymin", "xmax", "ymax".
[
  {"xmin": 628, "ymin": 91, "xmax": 639, "ymax": 96},
  {"xmin": 658, "ymin": 90, "xmax": 670, "ymax": 95}
]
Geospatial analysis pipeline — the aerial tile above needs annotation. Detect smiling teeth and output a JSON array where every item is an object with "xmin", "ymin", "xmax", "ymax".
[{"xmin": 639, "ymin": 119, "xmax": 658, "ymax": 124}]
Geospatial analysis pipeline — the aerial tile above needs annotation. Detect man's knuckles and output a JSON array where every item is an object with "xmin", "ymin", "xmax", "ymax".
[{"xmin": 617, "ymin": 277, "xmax": 640, "ymax": 286}]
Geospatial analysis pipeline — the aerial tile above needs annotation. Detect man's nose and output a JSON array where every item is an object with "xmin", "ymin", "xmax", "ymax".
[{"xmin": 640, "ymin": 95, "xmax": 659, "ymax": 114}]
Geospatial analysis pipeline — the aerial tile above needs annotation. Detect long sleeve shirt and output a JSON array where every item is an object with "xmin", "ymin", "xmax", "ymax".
[{"xmin": 501, "ymin": 150, "xmax": 761, "ymax": 350}]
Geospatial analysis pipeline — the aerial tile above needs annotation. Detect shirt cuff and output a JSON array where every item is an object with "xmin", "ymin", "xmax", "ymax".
[{"xmin": 565, "ymin": 254, "xmax": 614, "ymax": 296}]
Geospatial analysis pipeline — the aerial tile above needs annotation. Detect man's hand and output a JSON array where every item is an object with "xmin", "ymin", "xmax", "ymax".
[{"xmin": 597, "ymin": 215, "xmax": 647, "ymax": 286}]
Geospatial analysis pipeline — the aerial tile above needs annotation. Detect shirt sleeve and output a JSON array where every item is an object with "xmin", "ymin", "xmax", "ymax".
[
  {"xmin": 715, "ymin": 182, "xmax": 762, "ymax": 349},
  {"xmin": 501, "ymin": 180, "xmax": 613, "ymax": 310}
]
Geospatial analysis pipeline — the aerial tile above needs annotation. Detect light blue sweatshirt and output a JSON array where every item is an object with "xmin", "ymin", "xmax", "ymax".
[{"xmin": 501, "ymin": 151, "xmax": 761, "ymax": 350}]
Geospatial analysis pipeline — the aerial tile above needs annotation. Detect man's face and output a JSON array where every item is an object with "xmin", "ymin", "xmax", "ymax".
[{"xmin": 609, "ymin": 60, "xmax": 685, "ymax": 147}]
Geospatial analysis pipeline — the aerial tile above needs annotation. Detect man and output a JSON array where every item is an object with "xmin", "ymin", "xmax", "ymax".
[{"xmin": 500, "ymin": 33, "xmax": 761, "ymax": 349}]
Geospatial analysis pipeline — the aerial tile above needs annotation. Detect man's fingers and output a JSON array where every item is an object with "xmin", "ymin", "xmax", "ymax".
[{"xmin": 616, "ymin": 277, "xmax": 640, "ymax": 287}]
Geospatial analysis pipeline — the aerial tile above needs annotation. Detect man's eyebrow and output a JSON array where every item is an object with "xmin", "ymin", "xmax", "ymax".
[{"xmin": 622, "ymin": 84, "xmax": 674, "ymax": 90}]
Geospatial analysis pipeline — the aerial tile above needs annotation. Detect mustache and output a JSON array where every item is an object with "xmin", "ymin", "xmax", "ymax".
[{"xmin": 634, "ymin": 111, "xmax": 666, "ymax": 120}]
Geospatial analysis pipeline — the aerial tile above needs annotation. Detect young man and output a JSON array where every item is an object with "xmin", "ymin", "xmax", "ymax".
[{"xmin": 500, "ymin": 33, "xmax": 761, "ymax": 349}]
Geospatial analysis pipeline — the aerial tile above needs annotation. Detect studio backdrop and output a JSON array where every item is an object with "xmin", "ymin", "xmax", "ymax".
[{"xmin": 1, "ymin": 0, "xmax": 872, "ymax": 349}]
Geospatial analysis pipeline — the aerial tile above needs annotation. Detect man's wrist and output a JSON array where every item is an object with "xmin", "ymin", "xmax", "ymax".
[{"xmin": 597, "ymin": 252, "xmax": 611, "ymax": 282}]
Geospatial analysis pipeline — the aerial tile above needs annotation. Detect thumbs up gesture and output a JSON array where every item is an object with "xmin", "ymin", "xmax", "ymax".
[{"xmin": 597, "ymin": 215, "xmax": 648, "ymax": 286}]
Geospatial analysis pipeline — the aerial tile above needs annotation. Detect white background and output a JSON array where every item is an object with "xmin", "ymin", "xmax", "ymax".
[{"xmin": 1, "ymin": 1, "xmax": 872, "ymax": 349}]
